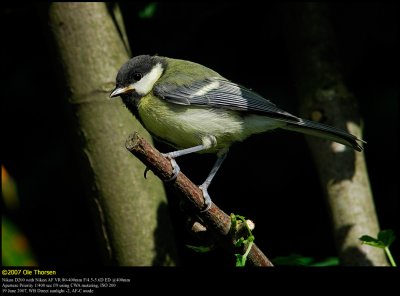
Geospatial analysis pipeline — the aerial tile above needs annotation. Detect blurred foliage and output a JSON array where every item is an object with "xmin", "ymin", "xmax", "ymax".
[
  {"xmin": 272, "ymin": 254, "xmax": 339, "ymax": 266},
  {"xmin": 138, "ymin": 2, "xmax": 158, "ymax": 19},
  {"xmin": 2, "ymin": 166, "xmax": 37, "ymax": 266},
  {"xmin": 2, "ymin": 217, "xmax": 37, "ymax": 266},
  {"xmin": 2, "ymin": 166, "xmax": 19, "ymax": 210},
  {"xmin": 186, "ymin": 245, "xmax": 213, "ymax": 253}
]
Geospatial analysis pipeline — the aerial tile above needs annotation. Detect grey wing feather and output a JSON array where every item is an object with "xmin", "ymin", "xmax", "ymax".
[{"xmin": 154, "ymin": 77, "xmax": 300, "ymax": 122}]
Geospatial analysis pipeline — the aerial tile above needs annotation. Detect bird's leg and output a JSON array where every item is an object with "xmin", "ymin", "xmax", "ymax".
[
  {"xmin": 199, "ymin": 149, "xmax": 228, "ymax": 211},
  {"xmin": 161, "ymin": 136, "xmax": 226, "ymax": 211},
  {"xmin": 162, "ymin": 135, "xmax": 217, "ymax": 182},
  {"xmin": 162, "ymin": 145, "xmax": 207, "ymax": 182}
]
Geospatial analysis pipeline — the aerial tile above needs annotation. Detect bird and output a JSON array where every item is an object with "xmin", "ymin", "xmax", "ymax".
[{"xmin": 110, "ymin": 54, "xmax": 365, "ymax": 211}]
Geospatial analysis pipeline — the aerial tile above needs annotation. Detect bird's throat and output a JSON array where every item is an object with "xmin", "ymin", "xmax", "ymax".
[{"xmin": 121, "ymin": 94, "xmax": 142, "ymax": 119}]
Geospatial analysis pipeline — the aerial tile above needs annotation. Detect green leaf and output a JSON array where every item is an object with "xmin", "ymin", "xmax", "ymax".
[
  {"xmin": 359, "ymin": 230, "xmax": 396, "ymax": 249},
  {"xmin": 377, "ymin": 230, "xmax": 396, "ymax": 247},
  {"xmin": 138, "ymin": 2, "xmax": 158, "ymax": 19},
  {"xmin": 230, "ymin": 213, "xmax": 237, "ymax": 227},
  {"xmin": 235, "ymin": 254, "xmax": 246, "ymax": 267},
  {"xmin": 186, "ymin": 244, "xmax": 212, "ymax": 253},
  {"xmin": 230, "ymin": 213, "xmax": 254, "ymax": 267},
  {"xmin": 235, "ymin": 215, "xmax": 246, "ymax": 221},
  {"xmin": 235, "ymin": 237, "xmax": 245, "ymax": 247},
  {"xmin": 359, "ymin": 235, "xmax": 385, "ymax": 248}
]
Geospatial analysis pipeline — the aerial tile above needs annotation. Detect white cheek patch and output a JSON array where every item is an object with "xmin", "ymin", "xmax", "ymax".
[
  {"xmin": 190, "ymin": 80, "xmax": 220, "ymax": 97},
  {"xmin": 132, "ymin": 63, "xmax": 164, "ymax": 96}
]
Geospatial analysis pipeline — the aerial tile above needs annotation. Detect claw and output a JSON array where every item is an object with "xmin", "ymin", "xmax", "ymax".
[
  {"xmin": 162, "ymin": 154, "xmax": 181, "ymax": 182},
  {"xmin": 199, "ymin": 184, "xmax": 212, "ymax": 212},
  {"xmin": 144, "ymin": 167, "xmax": 151, "ymax": 179}
]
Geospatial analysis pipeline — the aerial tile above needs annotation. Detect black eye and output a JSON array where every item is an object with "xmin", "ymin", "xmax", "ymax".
[{"xmin": 132, "ymin": 73, "xmax": 142, "ymax": 81}]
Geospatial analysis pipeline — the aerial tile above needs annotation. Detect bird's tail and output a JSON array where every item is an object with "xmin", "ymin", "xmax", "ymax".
[{"xmin": 282, "ymin": 119, "xmax": 365, "ymax": 151}]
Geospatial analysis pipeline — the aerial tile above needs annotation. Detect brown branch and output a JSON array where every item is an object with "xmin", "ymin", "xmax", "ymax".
[{"xmin": 126, "ymin": 132, "xmax": 274, "ymax": 267}]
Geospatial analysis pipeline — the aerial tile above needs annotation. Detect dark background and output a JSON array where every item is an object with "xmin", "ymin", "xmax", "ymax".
[{"xmin": 2, "ymin": 3, "xmax": 398, "ymax": 266}]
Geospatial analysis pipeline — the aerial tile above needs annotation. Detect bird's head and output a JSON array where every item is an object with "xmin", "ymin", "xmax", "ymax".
[{"xmin": 110, "ymin": 55, "xmax": 166, "ymax": 100}]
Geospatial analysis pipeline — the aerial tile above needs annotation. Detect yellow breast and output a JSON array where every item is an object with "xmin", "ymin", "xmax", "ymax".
[{"xmin": 137, "ymin": 94, "xmax": 245, "ymax": 152}]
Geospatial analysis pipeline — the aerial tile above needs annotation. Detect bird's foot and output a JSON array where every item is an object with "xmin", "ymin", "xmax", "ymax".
[
  {"xmin": 162, "ymin": 153, "xmax": 181, "ymax": 182},
  {"xmin": 198, "ymin": 184, "xmax": 212, "ymax": 212}
]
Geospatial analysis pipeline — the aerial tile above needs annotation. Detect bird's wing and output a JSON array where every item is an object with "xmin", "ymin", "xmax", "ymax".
[
  {"xmin": 154, "ymin": 77, "xmax": 300, "ymax": 122},
  {"xmin": 153, "ymin": 76, "xmax": 365, "ymax": 151}
]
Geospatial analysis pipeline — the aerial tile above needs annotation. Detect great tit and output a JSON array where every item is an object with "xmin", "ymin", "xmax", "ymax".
[{"xmin": 110, "ymin": 55, "xmax": 364, "ymax": 210}]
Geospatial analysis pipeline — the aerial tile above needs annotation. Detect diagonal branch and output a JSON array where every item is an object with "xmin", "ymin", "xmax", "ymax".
[{"xmin": 125, "ymin": 132, "xmax": 273, "ymax": 267}]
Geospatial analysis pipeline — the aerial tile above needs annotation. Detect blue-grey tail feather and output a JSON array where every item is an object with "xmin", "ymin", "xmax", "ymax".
[{"xmin": 282, "ymin": 119, "xmax": 364, "ymax": 151}]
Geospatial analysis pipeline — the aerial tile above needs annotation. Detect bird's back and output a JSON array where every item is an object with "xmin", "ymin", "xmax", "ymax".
[{"xmin": 159, "ymin": 57, "xmax": 224, "ymax": 85}]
